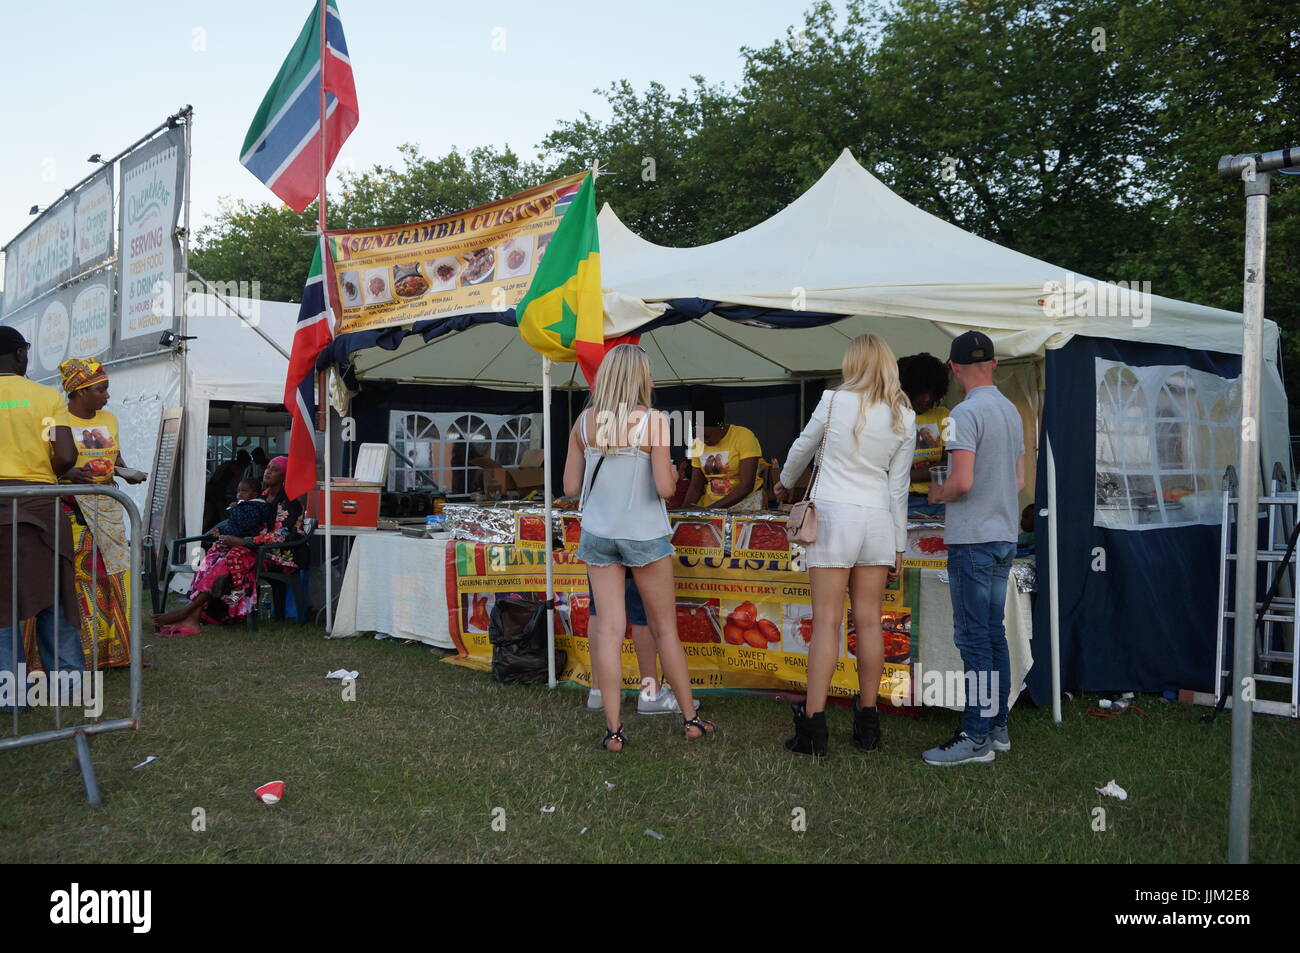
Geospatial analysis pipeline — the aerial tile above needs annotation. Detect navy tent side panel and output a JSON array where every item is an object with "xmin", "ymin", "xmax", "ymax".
[{"xmin": 1028, "ymin": 337, "xmax": 1240, "ymax": 703}]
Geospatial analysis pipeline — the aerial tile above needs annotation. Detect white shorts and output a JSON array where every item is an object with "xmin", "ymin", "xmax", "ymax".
[{"xmin": 804, "ymin": 501, "xmax": 897, "ymax": 569}]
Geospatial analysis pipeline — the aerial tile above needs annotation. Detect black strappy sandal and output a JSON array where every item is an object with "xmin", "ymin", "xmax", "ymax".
[
  {"xmin": 601, "ymin": 724, "xmax": 627, "ymax": 751},
  {"xmin": 682, "ymin": 707, "xmax": 716, "ymax": 740}
]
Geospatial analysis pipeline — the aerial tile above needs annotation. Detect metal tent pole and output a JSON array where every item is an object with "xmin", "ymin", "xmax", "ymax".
[
  {"xmin": 1228, "ymin": 170, "xmax": 1268, "ymax": 865},
  {"xmin": 1216, "ymin": 146, "xmax": 1299, "ymax": 864},
  {"xmin": 543, "ymin": 356, "xmax": 556, "ymax": 688},
  {"xmin": 1046, "ymin": 436, "xmax": 1062, "ymax": 725}
]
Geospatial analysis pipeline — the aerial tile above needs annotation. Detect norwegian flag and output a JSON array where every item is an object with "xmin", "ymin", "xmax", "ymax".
[
  {"xmin": 283, "ymin": 236, "xmax": 335, "ymax": 501},
  {"xmin": 239, "ymin": 0, "xmax": 359, "ymax": 212}
]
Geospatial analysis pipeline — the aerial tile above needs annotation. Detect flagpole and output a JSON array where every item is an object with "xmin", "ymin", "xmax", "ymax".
[
  {"xmin": 318, "ymin": 0, "xmax": 334, "ymax": 633},
  {"xmin": 543, "ymin": 355, "xmax": 556, "ymax": 689}
]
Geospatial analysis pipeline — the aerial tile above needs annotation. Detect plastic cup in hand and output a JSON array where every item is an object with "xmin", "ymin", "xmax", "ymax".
[{"xmin": 929, "ymin": 466, "xmax": 949, "ymax": 487}]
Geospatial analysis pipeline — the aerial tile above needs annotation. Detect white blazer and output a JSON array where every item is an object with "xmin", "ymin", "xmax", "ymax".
[{"xmin": 780, "ymin": 389, "xmax": 917, "ymax": 551}]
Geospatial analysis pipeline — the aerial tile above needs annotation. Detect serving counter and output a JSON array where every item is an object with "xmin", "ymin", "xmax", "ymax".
[{"xmin": 439, "ymin": 503, "xmax": 1034, "ymax": 709}]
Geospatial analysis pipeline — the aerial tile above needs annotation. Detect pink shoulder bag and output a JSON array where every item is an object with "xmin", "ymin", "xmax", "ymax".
[{"xmin": 784, "ymin": 392, "xmax": 836, "ymax": 544}]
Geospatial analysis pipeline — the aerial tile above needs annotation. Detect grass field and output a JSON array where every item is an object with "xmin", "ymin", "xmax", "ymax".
[{"xmin": 2, "ymin": 621, "xmax": 1297, "ymax": 863}]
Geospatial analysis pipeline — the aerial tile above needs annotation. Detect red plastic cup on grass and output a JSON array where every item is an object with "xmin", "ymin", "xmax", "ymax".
[{"xmin": 254, "ymin": 781, "xmax": 285, "ymax": 805}]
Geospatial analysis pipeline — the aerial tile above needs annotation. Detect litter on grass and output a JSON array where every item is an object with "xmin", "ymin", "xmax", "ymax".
[
  {"xmin": 325, "ymin": 669, "xmax": 359, "ymax": 680},
  {"xmin": 604, "ymin": 781, "xmax": 616, "ymax": 790},
  {"xmin": 255, "ymin": 781, "xmax": 286, "ymax": 805},
  {"xmin": 1096, "ymin": 780, "xmax": 1128, "ymax": 801},
  {"xmin": 131, "ymin": 756, "xmax": 157, "ymax": 770},
  {"xmin": 541, "ymin": 805, "xmax": 556, "ymax": 814},
  {"xmin": 644, "ymin": 829, "xmax": 664, "ymax": 841}
]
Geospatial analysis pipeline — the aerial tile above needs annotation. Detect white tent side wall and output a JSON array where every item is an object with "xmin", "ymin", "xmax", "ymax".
[{"xmin": 180, "ymin": 293, "xmax": 297, "ymax": 538}]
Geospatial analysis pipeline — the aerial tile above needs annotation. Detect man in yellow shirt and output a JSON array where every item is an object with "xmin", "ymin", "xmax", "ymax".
[
  {"xmin": 0, "ymin": 327, "xmax": 83, "ymax": 706},
  {"xmin": 684, "ymin": 389, "xmax": 764, "ymax": 510},
  {"xmin": 899, "ymin": 353, "xmax": 950, "ymax": 516}
]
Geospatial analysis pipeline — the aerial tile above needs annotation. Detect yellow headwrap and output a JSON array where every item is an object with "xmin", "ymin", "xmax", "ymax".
[{"xmin": 59, "ymin": 357, "xmax": 108, "ymax": 395}]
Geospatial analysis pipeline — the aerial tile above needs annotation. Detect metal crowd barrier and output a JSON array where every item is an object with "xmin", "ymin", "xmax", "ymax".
[{"xmin": 0, "ymin": 484, "xmax": 143, "ymax": 806}]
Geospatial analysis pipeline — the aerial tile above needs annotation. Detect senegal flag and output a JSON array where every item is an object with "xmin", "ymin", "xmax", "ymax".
[{"xmin": 516, "ymin": 172, "xmax": 606, "ymax": 381}]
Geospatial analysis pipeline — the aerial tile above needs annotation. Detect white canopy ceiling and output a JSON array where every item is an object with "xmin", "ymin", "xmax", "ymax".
[{"xmin": 349, "ymin": 148, "xmax": 1273, "ymax": 388}]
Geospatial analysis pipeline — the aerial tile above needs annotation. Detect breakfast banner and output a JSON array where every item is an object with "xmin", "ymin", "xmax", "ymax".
[
  {"xmin": 444, "ymin": 539, "xmax": 918, "ymax": 702},
  {"xmin": 327, "ymin": 171, "xmax": 589, "ymax": 335},
  {"xmin": 1, "ymin": 267, "xmax": 115, "ymax": 384}
]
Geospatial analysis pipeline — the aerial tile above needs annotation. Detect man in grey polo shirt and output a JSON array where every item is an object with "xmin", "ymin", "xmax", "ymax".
[{"xmin": 922, "ymin": 330, "xmax": 1025, "ymax": 765}]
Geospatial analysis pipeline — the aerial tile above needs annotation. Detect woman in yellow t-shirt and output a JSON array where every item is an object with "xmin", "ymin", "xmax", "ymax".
[
  {"xmin": 59, "ymin": 358, "xmax": 146, "ymax": 669},
  {"xmin": 683, "ymin": 389, "xmax": 765, "ymax": 510},
  {"xmin": 898, "ymin": 353, "xmax": 951, "ymax": 500}
]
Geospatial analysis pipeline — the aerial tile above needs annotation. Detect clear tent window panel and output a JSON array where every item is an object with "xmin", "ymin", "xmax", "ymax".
[
  {"xmin": 1094, "ymin": 358, "xmax": 1240, "ymax": 530},
  {"xmin": 387, "ymin": 411, "xmax": 542, "ymax": 493}
]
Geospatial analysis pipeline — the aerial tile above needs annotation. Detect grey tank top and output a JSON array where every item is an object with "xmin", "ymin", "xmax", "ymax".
[{"xmin": 578, "ymin": 409, "xmax": 671, "ymax": 541}]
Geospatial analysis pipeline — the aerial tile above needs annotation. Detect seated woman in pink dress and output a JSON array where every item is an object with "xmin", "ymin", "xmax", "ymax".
[{"xmin": 151, "ymin": 456, "xmax": 304, "ymax": 635}]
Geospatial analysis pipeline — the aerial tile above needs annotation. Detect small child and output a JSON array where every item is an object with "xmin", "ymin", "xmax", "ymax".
[{"xmin": 210, "ymin": 478, "xmax": 273, "ymax": 539}]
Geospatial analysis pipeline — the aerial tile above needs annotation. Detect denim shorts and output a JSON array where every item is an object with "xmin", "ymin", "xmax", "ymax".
[
  {"xmin": 577, "ymin": 530, "xmax": 673, "ymax": 568},
  {"xmin": 588, "ymin": 573, "xmax": 648, "ymax": 626}
]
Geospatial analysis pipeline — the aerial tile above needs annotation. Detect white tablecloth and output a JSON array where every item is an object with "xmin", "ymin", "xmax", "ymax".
[
  {"xmin": 330, "ymin": 532, "xmax": 454, "ymax": 648},
  {"xmin": 915, "ymin": 564, "xmax": 1034, "ymax": 712}
]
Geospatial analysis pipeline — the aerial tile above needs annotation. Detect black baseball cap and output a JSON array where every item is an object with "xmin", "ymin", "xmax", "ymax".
[
  {"xmin": 949, "ymin": 330, "xmax": 996, "ymax": 365},
  {"xmin": 0, "ymin": 326, "xmax": 30, "ymax": 356}
]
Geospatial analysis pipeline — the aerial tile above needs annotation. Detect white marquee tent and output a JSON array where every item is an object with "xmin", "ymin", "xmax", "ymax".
[
  {"xmin": 104, "ymin": 292, "xmax": 298, "ymax": 546},
  {"xmin": 337, "ymin": 148, "xmax": 1289, "ymax": 493}
]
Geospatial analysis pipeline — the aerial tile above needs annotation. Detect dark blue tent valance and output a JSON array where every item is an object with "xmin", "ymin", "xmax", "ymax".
[{"xmin": 317, "ymin": 299, "xmax": 848, "ymax": 373}]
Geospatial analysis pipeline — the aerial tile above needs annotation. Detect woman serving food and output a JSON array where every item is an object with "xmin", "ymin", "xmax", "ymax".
[{"xmin": 683, "ymin": 389, "xmax": 765, "ymax": 511}]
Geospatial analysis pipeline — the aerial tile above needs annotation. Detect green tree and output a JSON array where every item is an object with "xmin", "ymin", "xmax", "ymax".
[
  {"xmin": 1116, "ymin": 0, "xmax": 1298, "ymax": 419},
  {"xmin": 189, "ymin": 198, "xmax": 317, "ymax": 304}
]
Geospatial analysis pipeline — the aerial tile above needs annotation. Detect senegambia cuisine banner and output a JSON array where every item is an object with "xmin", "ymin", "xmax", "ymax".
[{"xmin": 326, "ymin": 171, "xmax": 589, "ymax": 335}]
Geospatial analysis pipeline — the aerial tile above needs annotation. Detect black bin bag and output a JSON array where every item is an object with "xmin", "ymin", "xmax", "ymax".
[{"xmin": 488, "ymin": 596, "xmax": 566, "ymax": 685}]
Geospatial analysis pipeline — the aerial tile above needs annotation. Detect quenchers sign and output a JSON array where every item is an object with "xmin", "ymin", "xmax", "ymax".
[{"xmin": 116, "ymin": 126, "xmax": 184, "ymax": 346}]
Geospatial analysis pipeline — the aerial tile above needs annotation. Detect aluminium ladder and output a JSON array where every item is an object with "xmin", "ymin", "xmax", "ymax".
[{"xmin": 1215, "ymin": 463, "xmax": 1300, "ymax": 718}]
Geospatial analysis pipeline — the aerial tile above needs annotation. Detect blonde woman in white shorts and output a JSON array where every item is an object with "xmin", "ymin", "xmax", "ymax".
[{"xmin": 774, "ymin": 333, "xmax": 915, "ymax": 757}]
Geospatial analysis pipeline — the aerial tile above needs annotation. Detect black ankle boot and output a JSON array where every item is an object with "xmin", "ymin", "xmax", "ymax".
[
  {"xmin": 784, "ymin": 702, "xmax": 828, "ymax": 757},
  {"xmin": 852, "ymin": 700, "xmax": 881, "ymax": 751}
]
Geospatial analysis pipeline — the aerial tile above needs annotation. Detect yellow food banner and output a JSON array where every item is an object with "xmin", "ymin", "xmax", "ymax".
[
  {"xmin": 444, "ymin": 540, "xmax": 918, "ymax": 704},
  {"xmin": 327, "ymin": 171, "xmax": 589, "ymax": 335}
]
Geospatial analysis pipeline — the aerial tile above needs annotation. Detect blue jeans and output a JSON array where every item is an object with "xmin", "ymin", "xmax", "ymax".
[
  {"xmin": 0, "ymin": 605, "xmax": 86, "ymax": 709},
  {"xmin": 588, "ymin": 573, "xmax": 648, "ymax": 626},
  {"xmin": 947, "ymin": 541, "xmax": 1014, "ymax": 739},
  {"xmin": 907, "ymin": 492, "xmax": 945, "ymax": 519}
]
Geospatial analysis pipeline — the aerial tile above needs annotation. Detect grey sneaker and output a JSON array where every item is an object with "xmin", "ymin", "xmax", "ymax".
[
  {"xmin": 637, "ymin": 685, "xmax": 682, "ymax": 715},
  {"xmin": 922, "ymin": 730, "xmax": 995, "ymax": 766},
  {"xmin": 586, "ymin": 688, "xmax": 603, "ymax": 712},
  {"xmin": 989, "ymin": 724, "xmax": 1010, "ymax": 752}
]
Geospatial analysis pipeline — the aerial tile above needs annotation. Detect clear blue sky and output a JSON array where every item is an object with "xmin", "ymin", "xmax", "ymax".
[{"xmin": 0, "ymin": 0, "xmax": 822, "ymax": 265}]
